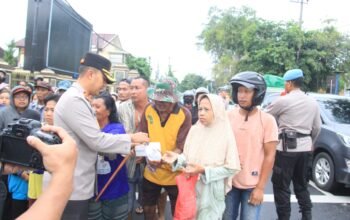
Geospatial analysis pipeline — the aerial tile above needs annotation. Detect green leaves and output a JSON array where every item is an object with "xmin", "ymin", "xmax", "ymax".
[
  {"xmin": 199, "ymin": 7, "xmax": 350, "ymax": 92},
  {"xmin": 4, "ymin": 39, "xmax": 17, "ymax": 67},
  {"xmin": 179, "ymin": 74, "xmax": 208, "ymax": 92},
  {"xmin": 125, "ymin": 55, "xmax": 151, "ymax": 80}
]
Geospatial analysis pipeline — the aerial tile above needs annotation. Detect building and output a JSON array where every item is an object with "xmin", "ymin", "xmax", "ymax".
[
  {"xmin": 12, "ymin": 33, "xmax": 139, "ymax": 90},
  {"xmin": 90, "ymin": 33, "xmax": 138, "ymax": 81}
]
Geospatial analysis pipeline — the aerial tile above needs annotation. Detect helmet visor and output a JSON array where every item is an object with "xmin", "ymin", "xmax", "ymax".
[{"xmin": 233, "ymin": 81, "xmax": 255, "ymax": 90}]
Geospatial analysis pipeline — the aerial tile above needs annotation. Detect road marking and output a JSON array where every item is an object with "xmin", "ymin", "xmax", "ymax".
[
  {"xmin": 136, "ymin": 182, "xmax": 350, "ymax": 204},
  {"xmin": 264, "ymin": 194, "xmax": 350, "ymax": 203},
  {"xmin": 264, "ymin": 182, "xmax": 350, "ymax": 204}
]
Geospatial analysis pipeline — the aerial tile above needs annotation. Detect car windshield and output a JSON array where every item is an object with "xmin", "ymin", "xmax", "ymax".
[{"xmin": 317, "ymin": 97, "xmax": 350, "ymax": 124}]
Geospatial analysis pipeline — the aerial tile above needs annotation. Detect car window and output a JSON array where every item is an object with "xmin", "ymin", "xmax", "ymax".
[
  {"xmin": 261, "ymin": 92, "xmax": 281, "ymax": 109},
  {"xmin": 317, "ymin": 98, "xmax": 350, "ymax": 124}
]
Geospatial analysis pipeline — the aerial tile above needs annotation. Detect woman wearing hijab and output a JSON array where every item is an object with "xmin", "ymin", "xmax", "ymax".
[
  {"xmin": 163, "ymin": 94, "xmax": 240, "ymax": 219},
  {"xmin": 0, "ymin": 86, "xmax": 40, "ymax": 219}
]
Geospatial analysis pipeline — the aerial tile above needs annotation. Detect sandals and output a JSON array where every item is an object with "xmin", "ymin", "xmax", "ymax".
[{"xmin": 135, "ymin": 206, "xmax": 144, "ymax": 214}]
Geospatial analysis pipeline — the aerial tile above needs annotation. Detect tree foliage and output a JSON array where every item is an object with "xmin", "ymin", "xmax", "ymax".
[
  {"xmin": 199, "ymin": 7, "xmax": 350, "ymax": 91},
  {"xmin": 4, "ymin": 39, "xmax": 17, "ymax": 66},
  {"xmin": 125, "ymin": 55, "xmax": 151, "ymax": 80},
  {"xmin": 179, "ymin": 73, "xmax": 208, "ymax": 92}
]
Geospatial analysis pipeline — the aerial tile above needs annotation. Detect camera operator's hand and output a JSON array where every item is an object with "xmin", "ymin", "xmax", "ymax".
[
  {"xmin": 2, "ymin": 163, "xmax": 26, "ymax": 175},
  {"xmin": 18, "ymin": 125, "xmax": 78, "ymax": 220},
  {"xmin": 26, "ymin": 125, "xmax": 78, "ymax": 176}
]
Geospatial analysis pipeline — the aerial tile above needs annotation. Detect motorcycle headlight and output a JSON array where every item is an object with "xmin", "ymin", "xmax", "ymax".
[{"xmin": 337, "ymin": 133, "xmax": 350, "ymax": 148}]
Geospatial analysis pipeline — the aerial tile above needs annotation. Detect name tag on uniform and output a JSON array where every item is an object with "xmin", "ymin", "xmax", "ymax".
[{"xmin": 97, "ymin": 156, "xmax": 111, "ymax": 175}]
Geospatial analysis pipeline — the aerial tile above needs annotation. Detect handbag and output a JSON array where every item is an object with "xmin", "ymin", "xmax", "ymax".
[{"xmin": 173, "ymin": 173, "xmax": 198, "ymax": 220}]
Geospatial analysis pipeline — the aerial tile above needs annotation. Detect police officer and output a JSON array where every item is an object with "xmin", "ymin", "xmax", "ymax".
[{"xmin": 266, "ymin": 69, "xmax": 321, "ymax": 220}]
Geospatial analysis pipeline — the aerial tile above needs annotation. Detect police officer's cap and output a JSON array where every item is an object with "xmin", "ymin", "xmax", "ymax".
[
  {"xmin": 80, "ymin": 53, "xmax": 115, "ymax": 84},
  {"xmin": 283, "ymin": 69, "xmax": 304, "ymax": 81}
]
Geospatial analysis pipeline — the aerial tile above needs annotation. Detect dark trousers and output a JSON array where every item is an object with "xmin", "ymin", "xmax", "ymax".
[
  {"xmin": 11, "ymin": 199, "xmax": 28, "ymax": 219},
  {"xmin": 272, "ymin": 151, "xmax": 313, "ymax": 220},
  {"xmin": 142, "ymin": 178, "xmax": 178, "ymax": 218},
  {"xmin": 61, "ymin": 199, "xmax": 89, "ymax": 220},
  {"xmin": 0, "ymin": 176, "xmax": 11, "ymax": 220}
]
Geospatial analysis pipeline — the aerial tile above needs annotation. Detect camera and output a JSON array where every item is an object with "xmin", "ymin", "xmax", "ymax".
[{"xmin": 0, "ymin": 118, "xmax": 62, "ymax": 170}]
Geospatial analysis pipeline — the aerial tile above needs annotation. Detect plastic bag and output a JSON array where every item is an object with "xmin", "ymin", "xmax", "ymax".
[{"xmin": 173, "ymin": 173, "xmax": 198, "ymax": 220}]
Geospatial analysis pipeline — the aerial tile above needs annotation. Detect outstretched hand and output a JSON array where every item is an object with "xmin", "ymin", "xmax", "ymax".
[
  {"xmin": 183, "ymin": 163, "xmax": 204, "ymax": 176},
  {"xmin": 130, "ymin": 132, "xmax": 149, "ymax": 145},
  {"xmin": 162, "ymin": 151, "xmax": 179, "ymax": 164}
]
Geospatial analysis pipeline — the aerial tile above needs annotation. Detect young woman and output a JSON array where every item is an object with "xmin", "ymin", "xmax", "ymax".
[
  {"xmin": 28, "ymin": 94, "xmax": 61, "ymax": 206},
  {"xmin": 88, "ymin": 94, "xmax": 129, "ymax": 220},
  {"xmin": 163, "ymin": 94, "xmax": 241, "ymax": 220}
]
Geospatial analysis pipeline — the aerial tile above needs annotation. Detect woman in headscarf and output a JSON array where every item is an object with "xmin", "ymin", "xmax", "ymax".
[
  {"xmin": 0, "ymin": 86, "xmax": 40, "ymax": 219},
  {"xmin": 163, "ymin": 94, "xmax": 240, "ymax": 219}
]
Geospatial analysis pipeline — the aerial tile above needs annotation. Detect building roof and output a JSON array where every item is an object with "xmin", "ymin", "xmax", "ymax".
[
  {"xmin": 91, "ymin": 33, "xmax": 127, "ymax": 52},
  {"xmin": 15, "ymin": 39, "xmax": 25, "ymax": 48},
  {"xmin": 14, "ymin": 33, "xmax": 128, "ymax": 52}
]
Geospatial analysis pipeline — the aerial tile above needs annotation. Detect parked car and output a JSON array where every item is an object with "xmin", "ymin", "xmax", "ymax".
[
  {"xmin": 262, "ymin": 92, "xmax": 350, "ymax": 192},
  {"xmin": 309, "ymin": 93, "xmax": 350, "ymax": 191}
]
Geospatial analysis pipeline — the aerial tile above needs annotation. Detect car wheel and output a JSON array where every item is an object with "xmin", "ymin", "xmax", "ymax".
[{"xmin": 312, "ymin": 152, "xmax": 339, "ymax": 191}]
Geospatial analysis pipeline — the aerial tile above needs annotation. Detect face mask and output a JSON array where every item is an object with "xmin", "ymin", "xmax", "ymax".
[{"xmin": 183, "ymin": 96, "xmax": 194, "ymax": 105}]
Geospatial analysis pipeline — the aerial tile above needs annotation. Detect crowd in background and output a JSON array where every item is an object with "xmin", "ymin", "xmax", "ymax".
[{"xmin": 0, "ymin": 52, "xmax": 320, "ymax": 220}]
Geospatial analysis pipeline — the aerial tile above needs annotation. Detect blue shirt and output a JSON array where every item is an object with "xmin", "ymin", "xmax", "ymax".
[
  {"xmin": 97, "ymin": 122, "xmax": 129, "ymax": 200},
  {"xmin": 8, "ymin": 174, "xmax": 28, "ymax": 200}
]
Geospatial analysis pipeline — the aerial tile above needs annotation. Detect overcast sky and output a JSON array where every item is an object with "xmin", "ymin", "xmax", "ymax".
[{"xmin": 1, "ymin": 0, "xmax": 349, "ymax": 81}]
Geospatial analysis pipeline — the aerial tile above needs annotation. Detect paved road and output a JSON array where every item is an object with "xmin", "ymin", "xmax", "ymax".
[{"xmin": 131, "ymin": 180, "xmax": 350, "ymax": 220}]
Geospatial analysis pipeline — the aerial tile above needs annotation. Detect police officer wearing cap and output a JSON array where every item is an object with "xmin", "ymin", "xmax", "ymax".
[
  {"xmin": 266, "ymin": 69, "xmax": 321, "ymax": 220},
  {"xmin": 54, "ymin": 53, "xmax": 149, "ymax": 220}
]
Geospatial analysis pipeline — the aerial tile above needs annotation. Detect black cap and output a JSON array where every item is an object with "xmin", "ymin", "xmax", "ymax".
[{"xmin": 80, "ymin": 53, "xmax": 115, "ymax": 84}]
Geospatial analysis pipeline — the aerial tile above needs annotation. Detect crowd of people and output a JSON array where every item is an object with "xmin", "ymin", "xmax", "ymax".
[{"xmin": 0, "ymin": 52, "xmax": 321, "ymax": 220}]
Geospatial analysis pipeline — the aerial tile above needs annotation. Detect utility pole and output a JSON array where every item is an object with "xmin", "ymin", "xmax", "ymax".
[
  {"xmin": 290, "ymin": 0, "xmax": 309, "ymax": 64},
  {"xmin": 290, "ymin": 0, "xmax": 309, "ymax": 28}
]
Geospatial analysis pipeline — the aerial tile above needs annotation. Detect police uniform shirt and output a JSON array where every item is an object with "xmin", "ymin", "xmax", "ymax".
[{"xmin": 266, "ymin": 89, "xmax": 321, "ymax": 152}]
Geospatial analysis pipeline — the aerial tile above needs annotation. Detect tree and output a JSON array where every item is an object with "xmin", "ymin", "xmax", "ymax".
[
  {"xmin": 179, "ymin": 74, "xmax": 207, "ymax": 92},
  {"xmin": 125, "ymin": 55, "xmax": 151, "ymax": 80},
  {"xmin": 199, "ymin": 7, "xmax": 350, "ymax": 91},
  {"xmin": 4, "ymin": 39, "xmax": 17, "ymax": 66}
]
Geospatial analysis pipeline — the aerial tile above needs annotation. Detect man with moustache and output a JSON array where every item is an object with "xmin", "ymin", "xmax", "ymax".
[
  {"xmin": 116, "ymin": 78, "xmax": 132, "ymax": 108},
  {"xmin": 139, "ymin": 77, "xmax": 192, "ymax": 220},
  {"xmin": 118, "ymin": 76, "xmax": 150, "ymax": 217}
]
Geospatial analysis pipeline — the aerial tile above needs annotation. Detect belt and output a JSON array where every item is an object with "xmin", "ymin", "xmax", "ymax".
[{"xmin": 278, "ymin": 133, "xmax": 311, "ymax": 139}]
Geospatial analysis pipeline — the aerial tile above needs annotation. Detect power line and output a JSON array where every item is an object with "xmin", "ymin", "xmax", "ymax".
[
  {"xmin": 92, "ymin": 31, "xmax": 125, "ymax": 52},
  {"xmin": 64, "ymin": 0, "xmax": 125, "ymax": 52}
]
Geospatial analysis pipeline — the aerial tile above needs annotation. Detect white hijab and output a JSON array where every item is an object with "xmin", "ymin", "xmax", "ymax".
[{"xmin": 183, "ymin": 94, "xmax": 240, "ymax": 192}]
